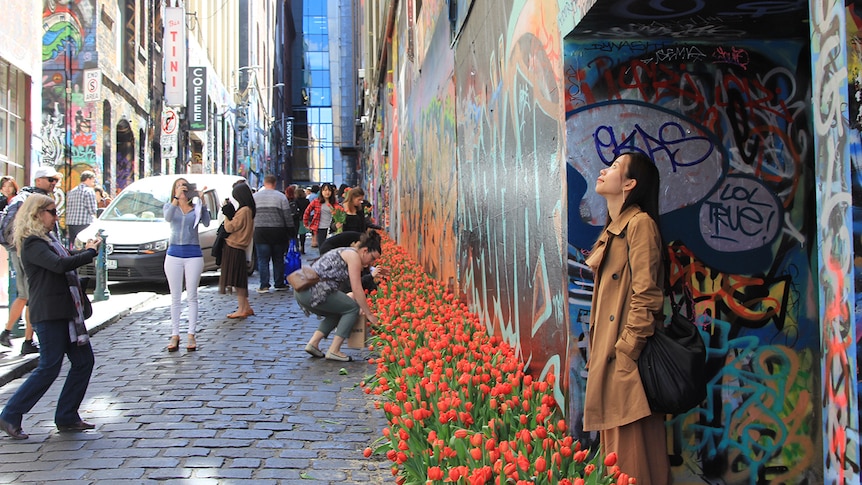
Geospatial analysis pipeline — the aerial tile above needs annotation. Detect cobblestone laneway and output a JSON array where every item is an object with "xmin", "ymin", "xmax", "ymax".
[{"xmin": 0, "ymin": 284, "xmax": 390, "ymax": 484}]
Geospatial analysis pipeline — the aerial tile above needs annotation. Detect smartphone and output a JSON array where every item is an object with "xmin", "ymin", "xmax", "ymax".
[{"xmin": 186, "ymin": 183, "xmax": 197, "ymax": 193}]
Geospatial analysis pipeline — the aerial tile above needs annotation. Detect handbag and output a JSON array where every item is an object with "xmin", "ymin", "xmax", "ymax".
[
  {"xmin": 284, "ymin": 240, "xmax": 302, "ymax": 285},
  {"xmin": 287, "ymin": 266, "xmax": 320, "ymax": 291},
  {"xmin": 212, "ymin": 222, "xmax": 229, "ymax": 266},
  {"xmin": 78, "ymin": 277, "xmax": 93, "ymax": 319},
  {"xmin": 637, "ymin": 286, "xmax": 707, "ymax": 414},
  {"xmin": 82, "ymin": 293, "xmax": 93, "ymax": 320}
]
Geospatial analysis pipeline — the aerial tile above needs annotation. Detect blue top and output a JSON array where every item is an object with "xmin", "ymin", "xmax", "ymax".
[{"xmin": 163, "ymin": 202, "xmax": 211, "ymax": 258}]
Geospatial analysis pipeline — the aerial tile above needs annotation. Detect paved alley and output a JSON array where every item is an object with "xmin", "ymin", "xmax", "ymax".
[{"xmin": 0, "ymin": 283, "xmax": 391, "ymax": 484}]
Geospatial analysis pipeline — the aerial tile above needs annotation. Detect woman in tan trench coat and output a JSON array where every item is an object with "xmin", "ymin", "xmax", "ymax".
[{"xmin": 583, "ymin": 152, "xmax": 672, "ymax": 484}]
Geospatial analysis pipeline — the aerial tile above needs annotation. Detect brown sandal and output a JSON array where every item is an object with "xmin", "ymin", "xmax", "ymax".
[
  {"xmin": 186, "ymin": 334, "xmax": 197, "ymax": 352},
  {"xmin": 167, "ymin": 336, "xmax": 180, "ymax": 352}
]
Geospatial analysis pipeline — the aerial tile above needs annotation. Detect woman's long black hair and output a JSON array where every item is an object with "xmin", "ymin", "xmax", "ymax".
[
  {"xmin": 618, "ymin": 151, "xmax": 660, "ymax": 226},
  {"xmin": 232, "ymin": 182, "xmax": 257, "ymax": 217},
  {"xmin": 320, "ymin": 183, "xmax": 338, "ymax": 205}
]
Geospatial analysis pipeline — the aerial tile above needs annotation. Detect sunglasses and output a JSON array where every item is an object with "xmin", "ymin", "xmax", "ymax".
[
  {"xmin": 44, "ymin": 177, "xmax": 59, "ymax": 183},
  {"xmin": 43, "ymin": 208, "xmax": 57, "ymax": 216}
]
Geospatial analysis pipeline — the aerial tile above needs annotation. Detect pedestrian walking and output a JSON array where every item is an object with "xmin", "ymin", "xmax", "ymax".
[
  {"xmin": 302, "ymin": 183, "xmax": 339, "ymax": 249},
  {"xmin": 220, "ymin": 182, "xmax": 256, "ymax": 319},
  {"xmin": 293, "ymin": 186, "xmax": 310, "ymax": 254},
  {"xmin": 583, "ymin": 152, "xmax": 672, "ymax": 484},
  {"xmin": 253, "ymin": 174, "xmax": 293, "ymax": 293},
  {"xmin": 297, "ymin": 230, "xmax": 381, "ymax": 362},
  {"xmin": 0, "ymin": 194, "xmax": 101, "ymax": 440},
  {"xmin": 0, "ymin": 176, "xmax": 19, "ymax": 212},
  {"xmin": 163, "ymin": 177, "xmax": 210, "ymax": 352},
  {"xmin": 0, "ymin": 166, "xmax": 63, "ymax": 356},
  {"xmin": 65, "ymin": 170, "xmax": 98, "ymax": 248},
  {"xmin": 93, "ymin": 185, "xmax": 111, "ymax": 208}
]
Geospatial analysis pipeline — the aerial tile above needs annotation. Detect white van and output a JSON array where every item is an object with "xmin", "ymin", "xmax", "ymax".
[{"xmin": 75, "ymin": 174, "xmax": 246, "ymax": 282}]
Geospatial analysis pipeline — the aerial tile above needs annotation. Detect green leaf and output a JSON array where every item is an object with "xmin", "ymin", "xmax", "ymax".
[
  {"xmin": 300, "ymin": 472, "xmax": 314, "ymax": 479},
  {"xmin": 339, "ymin": 367, "xmax": 348, "ymax": 375},
  {"xmin": 323, "ymin": 379, "xmax": 333, "ymax": 384}
]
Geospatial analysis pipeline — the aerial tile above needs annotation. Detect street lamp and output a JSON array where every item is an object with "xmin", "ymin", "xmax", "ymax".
[{"xmin": 233, "ymin": 65, "xmax": 261, "ymax": 87}]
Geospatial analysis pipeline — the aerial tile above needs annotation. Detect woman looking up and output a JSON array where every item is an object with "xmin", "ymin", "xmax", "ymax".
[{"xmin": 583, "ymin": 152, "xmax": 671, "ymax": 484}]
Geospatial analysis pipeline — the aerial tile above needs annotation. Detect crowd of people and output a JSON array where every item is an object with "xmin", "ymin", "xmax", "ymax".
[
  {"xmin": 0, "ymin": 156, "xmax": 679, "ymax": 484},
  {"xmin": 0, "ymin": 169, "xmax": 385, "ymax": 441}
]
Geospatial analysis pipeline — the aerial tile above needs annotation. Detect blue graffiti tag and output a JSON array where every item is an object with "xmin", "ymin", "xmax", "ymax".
[{"xmin": 594, "ymin": 120, "xmax": 715, "ymax": 171}]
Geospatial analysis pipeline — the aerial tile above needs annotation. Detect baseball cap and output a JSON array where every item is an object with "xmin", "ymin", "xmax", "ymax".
[{"xmin": 33, "ymin": 166, "xmax": 62, "ymax": 181}]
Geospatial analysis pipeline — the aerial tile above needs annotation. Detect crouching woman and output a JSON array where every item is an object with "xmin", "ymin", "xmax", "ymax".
[{"xmin": 296, "ymin": 230, "xmax": 381, "ymax": 362}]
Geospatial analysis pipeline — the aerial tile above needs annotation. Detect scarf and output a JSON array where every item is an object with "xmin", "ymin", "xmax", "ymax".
[{"xmin": 47, "ymin": 233, "xmax": 89, "ymax": 346}]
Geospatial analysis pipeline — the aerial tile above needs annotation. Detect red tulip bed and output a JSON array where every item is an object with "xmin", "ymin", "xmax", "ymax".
[{"xmin": 361, "ymin": 236, "xmax": 633, "ymax": 485}]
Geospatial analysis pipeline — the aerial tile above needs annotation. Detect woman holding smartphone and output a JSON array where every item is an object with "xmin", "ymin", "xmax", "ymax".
[
  {"xmin": 163, "ymin": 178, "xmax": 210, "ymax": 352},
  {"xmin": 0, "ymin": 194, "xmax": 101, "ymax": 439}
]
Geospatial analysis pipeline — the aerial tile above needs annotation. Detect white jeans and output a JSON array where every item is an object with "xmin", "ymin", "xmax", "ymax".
[{"xmin": 163, "ymin": 255, "xmax": 204, "ymax": 336}]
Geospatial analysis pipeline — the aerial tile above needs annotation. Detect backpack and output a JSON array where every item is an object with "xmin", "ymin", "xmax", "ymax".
[{"xmin": 0, "ymin": 190, "xmax": 33, "ymax": 249}]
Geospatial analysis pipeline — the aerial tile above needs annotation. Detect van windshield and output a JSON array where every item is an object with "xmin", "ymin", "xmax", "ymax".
[{"xmin": 100, "ymin": 185, "xmax": 168, "ymax": 221}]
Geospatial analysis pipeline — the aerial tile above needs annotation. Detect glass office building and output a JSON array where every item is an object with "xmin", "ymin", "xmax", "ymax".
[
  {"xmin": 302, "ymin": 2, "xmax": 333, "ymax": 183},
  {"xmin": 287, "ymin": 0, "xmax": 357, "ymax": 186}
]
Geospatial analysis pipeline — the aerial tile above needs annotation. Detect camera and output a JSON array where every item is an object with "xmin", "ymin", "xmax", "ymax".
[{"xmin": 185, "ymin": 183, "xmax": 197, "ymax": 194}]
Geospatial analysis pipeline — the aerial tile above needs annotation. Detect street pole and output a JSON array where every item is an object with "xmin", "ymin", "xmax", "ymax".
[{"xmin": 93, "ymin": 229, "xmax": 110, "ymax": 301}]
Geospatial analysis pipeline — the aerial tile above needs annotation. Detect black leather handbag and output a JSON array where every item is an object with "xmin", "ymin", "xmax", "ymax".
[
  {"xmin": 638, "ymin": 287, "xmax": 707, "ymax": 414},
  {"xmin": 79, "ymin": 277, "xmax": 93, "ymax": 319},
  {"xmin": 211, "ymin": 222, "xmax": 229, "ymax": 266}
]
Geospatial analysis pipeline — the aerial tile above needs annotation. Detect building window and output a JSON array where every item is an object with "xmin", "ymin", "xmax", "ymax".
[
  {"xmin": 119, "ymin": 0, "xmax": 136, "ymax": 81},
  {"xmin": 0, "ymin": 59, "xmax": 26, "ymax": 180}
]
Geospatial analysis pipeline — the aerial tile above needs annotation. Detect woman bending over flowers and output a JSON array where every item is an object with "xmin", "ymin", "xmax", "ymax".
[{"xmin": 296, "ymin": 230, "xmax": 381, "ymax": 362}]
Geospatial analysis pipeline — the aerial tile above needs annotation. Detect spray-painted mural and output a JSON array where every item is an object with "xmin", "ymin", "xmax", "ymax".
[
  {"xmin": 564, "ymin": 33, "xmax": 821, "ymax": 483},
  {"xmin": 846, "ymin": 7, "xmax": 862, "ymax": 481},
  {"xmin": 42, "ymin": 0, "xmax": 100, "ymax": 195},
  {"xmin": 397, "ymin": 2, "xmax": 458, "ymax": 288},
  {"xmin": 375, "ymin": 0, "xmax": 862, "ymax": 482},
  {"xmin": 452, "ymin": 0, "xmax": 568, "ymax": 408}
]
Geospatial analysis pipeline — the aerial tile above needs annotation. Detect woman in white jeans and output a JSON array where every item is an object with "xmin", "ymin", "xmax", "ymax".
[{"xmin": 163, "ymin": 178, "xmax": 210, "ymax": 352}]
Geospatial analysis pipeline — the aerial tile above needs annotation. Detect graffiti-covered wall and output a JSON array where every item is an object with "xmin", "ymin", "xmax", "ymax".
[
  {"xmin": 453, "ymin": 0, "xmax": 568, "ymax": 404},
  {"xmin": 396, "ymin": 0, "xmax": 458, "ymax": 288},
  {"xmin": 564, "ymin": 35, "xmax": 821, "ymax": 483},
  {"xmin": 388, "ymin": 0, "xmax": 570, "ymax": 405},
  {"xmin": 41, "ymin": 0, "xmax": 99, "ymax": 189},
  {"xmin": 373, "ymin": 0, "xmax": 862, "ymax": 482}
]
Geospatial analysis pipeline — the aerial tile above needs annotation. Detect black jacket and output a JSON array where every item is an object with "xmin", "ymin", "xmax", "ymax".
[{"xmin": 21, "ymin": 235, "xmax": 96, "ymax": 323}]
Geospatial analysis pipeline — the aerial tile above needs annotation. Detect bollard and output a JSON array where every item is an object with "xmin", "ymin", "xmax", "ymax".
[
  {"xmin": 7, "ymin": 252, "xmax": 22, "ymax": 337},
  {"xmin": 93, "ymin": 229, "xmax": 110, "ymax": 302}
]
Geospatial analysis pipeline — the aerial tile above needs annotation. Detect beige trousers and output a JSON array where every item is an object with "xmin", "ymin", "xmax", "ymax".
[{"xmin": 600, "ymin": 413, "xmax": 672, "ymax": 485}]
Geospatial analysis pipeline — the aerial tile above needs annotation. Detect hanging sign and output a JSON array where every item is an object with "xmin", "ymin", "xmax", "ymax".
[
  {"xmin": 188, "ymin": 67, "xmax": 207, "ymax": 131},
  {"xmin": 163, "ymin": 7, "xmax": 187, "ymax": 107}
]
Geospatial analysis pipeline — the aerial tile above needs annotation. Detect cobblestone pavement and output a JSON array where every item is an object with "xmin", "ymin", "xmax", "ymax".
[{"xmin": 0, "ymin": 283, "xmax": 391, "ymax": 484}]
